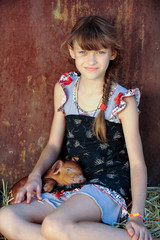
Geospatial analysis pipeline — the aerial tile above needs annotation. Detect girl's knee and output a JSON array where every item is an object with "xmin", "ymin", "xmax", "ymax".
[
  {"xmin": 0, "ymin": 205, "xmax": 18, "ymax": 233},
  {"xmin": 0, "ymin": 204, "xmax": 26, "ymax": 226},
  {"xmin": 0, "ymin": 205, "xmax": 14, "ymax": 222},
  {"xmin": 41, "ymin": 215, "xmax": 74, "ymax": 240}
]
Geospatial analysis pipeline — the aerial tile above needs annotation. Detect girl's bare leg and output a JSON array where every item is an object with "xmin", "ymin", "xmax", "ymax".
[
  {"xmin": 0, "ymin": 194, "xmax": 131, "ymax": 240},
  {"xmin": 41, "ymin": 193, "xmax": 131, "ymax": 240},
  {"xmin": 0, "ymin": 198, "xmax": 54, "ymax": 240}
]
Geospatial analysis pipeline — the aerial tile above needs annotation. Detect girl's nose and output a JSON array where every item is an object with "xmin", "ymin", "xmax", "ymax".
[{"xmin": 88, "ymin": 52, "xmax": 97, "ymax": 65}]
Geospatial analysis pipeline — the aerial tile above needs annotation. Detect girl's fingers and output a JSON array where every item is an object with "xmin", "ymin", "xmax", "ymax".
[
  {"xmin": 126, "ymin": 223, "xmax": 135, "ymax": 237},
  {"xmin": 139, "ymin": 230, "xmax": 145, "ymax": 240},
  {"xmin": 26, "ymin": 187, "xmax": 34, "ymax": 204},
  {"xmin": 126, "ymin": 223, "xmax": 140, "ymax": 240},
  {"xmin": 14, "ymin": 179, "xmax": 42, "ymax": 204},
  {"xmin": 15, "ymin": 188, "xmax": 26, "ymax": 203},
  {"xmin": 145, "ymin": 230, "xmax": 153, "ymax": 240},
  {"xmin": 126, "ymin": 220, "xmax": 153, "ymax": 240},
  {"xmin": 126, "ymin": 227, "xmax": 135, "ymax": 237},
  {"xmin": 132, "ymin": 231, "xmax": 140, "ymax": 240},
  {"xmin": 132, "ymin": 227, "xmax": 150, "ymax": 240},
  {"xmin": 138, "ymin": 226, "xmax": 152, "ymax": 240},
  {"xmin": 36, "ymin": 184, "xmax": 42, "ymax": 201}
]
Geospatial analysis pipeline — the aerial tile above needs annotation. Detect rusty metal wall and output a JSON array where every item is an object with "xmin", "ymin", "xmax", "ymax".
[{"xmin": 0, "ymin": 0, "xmax": 159, "ymax": 191}]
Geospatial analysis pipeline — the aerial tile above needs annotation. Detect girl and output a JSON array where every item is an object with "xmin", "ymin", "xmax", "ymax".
[{"xmin": 0, "ymin": 16, "xmax": 152, "ymax": 240}]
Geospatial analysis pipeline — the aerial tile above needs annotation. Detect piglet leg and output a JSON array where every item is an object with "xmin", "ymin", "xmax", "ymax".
[{"xmin": 43, "ymin": 178, "xmax": 57, "ymax": 192}]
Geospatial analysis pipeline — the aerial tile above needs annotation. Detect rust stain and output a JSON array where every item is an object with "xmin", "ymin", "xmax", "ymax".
[
  {"xmin": 8, "ymin": 150, "xmax": 14, "ymax": 155},
  {"xmin": 123, "ymin": 0, "xmax": 133, "ymax": 34},
  {"xmin": 117, "ymin": 4, "xmax": 123, "ymax": 23},
  {"xmin": 18, "ymin": 131, "xmax": 23, "ymax": 137},
  {"xmin": 70, "ymin": 2, "xmax": 81, "ymax": 26},
  {"xmin": 70, "ymin": 1, "xmax": 91, "ymax": 26},
  {"xmin": 27, "ymin": 75, "xmax": 32, "ymax": 83},
  {"xmin": 4, "ymin": 57, "xmax": 9, "ymax": 64},
  {"xmin": 2, "ymin": 120, "xmax": 11, "ymax": 127},
  {"xmin": 53, "ymin": 0, "xmax": 61, "ymax": 19},
  {"xmin": 38, "ymin": 136, "xmax": 46, "ymax": 149},
  {"xmin": 52, "ymin": 0, "xmax": 68, "ymax": 22},
  {"xmin": 124, "ymin": 0, "xmax": 134, "ymax": 40},
  {"xmin": 19, "ymin": 140, "xmax": 26, "ymax": 147},
  {"xmin": 139, "ymin": 16, "xmax": 145, "ymax": 51},
  {"xmin": 155, "ymin": 41, "xmax": 159, "ymax": 51},
  {"xmin": 1, "ymin": 164, "xmax": 6, "ymax": 175},
  {"xmin": 20, "ymin": 148, "xmax": 26, "ymax": 164},
  {"xmin": 26, "ymin": 113, "xmax": 32, "ymax": 119},
  {"xmin": 28, "ymin": 124, "xmax": 36, "ymax": 132},
  {"xmin": 42, "ymin": 74, "xmax": 46, "ymax": 82},
  {"xmin": 28, "ymin": 143, "xmax": 36, "ymax": 154}
]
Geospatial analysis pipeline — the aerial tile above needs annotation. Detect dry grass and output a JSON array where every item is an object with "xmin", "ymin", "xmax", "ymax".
[
  {"xmin": 0, "ymin": 179, "xmax": 11, "ymax": 240},
  {"xmin": 0, "ymin": 179, "xmax": 160, "ymax": 239},
  {"xmin": 117, "ymin": 187, "xmax": 160, "ymax": 239},
  {"xmin": 0, "ymin": 179, "xmax": 13, "ymax": 207},
  {"xmin": 144, "ymin": 187, "xmax": 160, "ymax": 238}
]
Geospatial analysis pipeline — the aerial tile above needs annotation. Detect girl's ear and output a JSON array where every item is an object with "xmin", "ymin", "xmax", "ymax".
[
  {"xmin": 110, "ymin": 50, "xmax": 117, "ymax": 60},
  {"xmin": 68, "ymin": 45, "xmax": 75, "ymax": 59}
]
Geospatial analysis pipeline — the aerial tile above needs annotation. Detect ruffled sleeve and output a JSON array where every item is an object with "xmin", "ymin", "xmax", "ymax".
[
  {"xmin": 57, "ymin": 72, "xmax": 78, "ymax": 113},
  {"xmin": 109, "ymin": 88, "xmax": 141, "ymax": 122}
]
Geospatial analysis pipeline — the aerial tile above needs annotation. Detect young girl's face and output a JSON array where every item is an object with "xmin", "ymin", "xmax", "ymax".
[{"xmin": 69, "ymin": 41, "xmax": 117, "ymax": 82}]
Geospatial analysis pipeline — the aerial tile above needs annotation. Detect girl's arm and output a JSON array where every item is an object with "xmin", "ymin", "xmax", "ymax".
[
  {"xmin": 118, "ymin": 97, "xmax": 152, "ymax": 240},
  {"xmin": 15, "ymin": 82, "xmax": 66, "ymax": 204}
]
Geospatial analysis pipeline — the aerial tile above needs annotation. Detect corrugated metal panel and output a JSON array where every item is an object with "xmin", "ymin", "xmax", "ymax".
[{"xmin": 0, "ymin": 0, "xmax": 159, "ymax": 190}]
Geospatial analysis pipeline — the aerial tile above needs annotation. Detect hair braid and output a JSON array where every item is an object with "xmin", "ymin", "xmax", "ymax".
[{"xmin": 93, "ymin": 68, "xmax": 112, "ymax": 142}]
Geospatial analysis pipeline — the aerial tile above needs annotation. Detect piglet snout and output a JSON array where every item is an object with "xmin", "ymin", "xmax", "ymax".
[{"xmin": 79, "ymin": 176, "xmax": 86, "ymax": 183}]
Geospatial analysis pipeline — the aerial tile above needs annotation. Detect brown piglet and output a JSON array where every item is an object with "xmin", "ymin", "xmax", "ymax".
[{"xmin": 9, "ymin": 158, "xmax": 85, "ymax": 204}]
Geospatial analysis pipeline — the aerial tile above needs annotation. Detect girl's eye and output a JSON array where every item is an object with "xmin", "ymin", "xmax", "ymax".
[
  {"xmin": 98, "ymin": 51, "xmax": 105, "ymax": 54},
  {"xmin": 79, "ymin": 51, "xmax": 86, "ymax": 54}
]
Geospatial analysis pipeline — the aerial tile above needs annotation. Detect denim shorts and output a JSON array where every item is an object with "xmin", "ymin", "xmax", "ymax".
[{"xmin": 40, "ymin": 184, "xmax": 122, "ymax": 225}]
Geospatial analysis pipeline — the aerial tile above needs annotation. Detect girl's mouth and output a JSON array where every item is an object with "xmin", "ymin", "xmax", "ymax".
[{"xmin": 85, "ymin": 67, "xmax": 98, "ymax": 71}]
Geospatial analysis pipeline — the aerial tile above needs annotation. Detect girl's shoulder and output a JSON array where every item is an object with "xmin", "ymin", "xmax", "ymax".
[
  {"xmin": 108, "ymin": 83, "xmax": 141, "ymax": 123},
  {"xmin": 57, "ymin": 72, "xmax": 79, "ymax": 113},
  {"xmin": 58, "ymin": 72, "xmax": 79, "ymax": 88},
  {"xmin": 113, "ymin": 83, "xmax": 141, "ymax": 108}
]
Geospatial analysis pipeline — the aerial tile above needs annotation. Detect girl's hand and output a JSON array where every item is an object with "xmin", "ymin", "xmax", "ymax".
[
  {"xmin": 15, "ymin": 173, "xmax": 42, "ymax": 204},
  {"xmin": 126, "ymin": 218, "xmax": 152, "ymax": 240}
]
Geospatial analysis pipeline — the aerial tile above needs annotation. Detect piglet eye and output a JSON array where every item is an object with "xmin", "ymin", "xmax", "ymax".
[{"xmin": 66, "ymin": 167, "xmax": 74, "ymax": 173}]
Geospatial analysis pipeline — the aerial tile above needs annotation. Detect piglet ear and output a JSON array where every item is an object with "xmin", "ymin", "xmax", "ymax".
[{"xmin": 51, "ymin": 160, "xmax": 63, "ymax": 175}]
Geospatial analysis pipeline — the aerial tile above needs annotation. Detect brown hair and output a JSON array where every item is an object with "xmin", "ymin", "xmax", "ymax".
[{"xmin": 65, "ymin": 16, "xmax": 121, "ymax": 142}]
